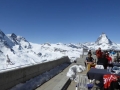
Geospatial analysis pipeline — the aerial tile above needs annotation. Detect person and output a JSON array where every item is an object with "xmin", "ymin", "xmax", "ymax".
[
  {"xmin": 85, "ymin": 53, "xmax": 96, "ymax": 71},
  {"xmin": 106, "ymin": 52, "xmax": 113, "ymax": 67},
  {"xmin": 110, "ymin": 50, "xmax": 115, "ymax": 56},
  {"xmin": 96, "ymin": 47, "xmax": 103, "ymax": 63},
  {"xmin": 106, "ymin": 53, "xmax": 112, "ymax": 64},
  {"xmin": 104, "ymin": 50, "xmax": 108, "ymax": 54},
  {"xmin": 88, "ymin": 50, "xmax": 92, "ymax": 55},
  {"xmin": 97, "ymin": 52, "xmax": 108, "ymax": 69}
]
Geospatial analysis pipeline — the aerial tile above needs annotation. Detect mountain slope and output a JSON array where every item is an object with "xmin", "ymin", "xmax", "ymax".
[
  {"xmin": 0, "ymin": 30, "xmax": 83, "ymax": 71},
  {"xmin": 7, "ymin": 33, "xmax": 32, "ymax": 49}
]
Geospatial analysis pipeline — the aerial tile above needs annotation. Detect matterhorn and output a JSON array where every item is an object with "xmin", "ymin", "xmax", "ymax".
[
  {"xmin": 95, "ymin": 33, "xmax": 113, "ymax": 45},
  {"xmin": 84, "ymin": 33, "xmax": 120, "ymax": 50}
]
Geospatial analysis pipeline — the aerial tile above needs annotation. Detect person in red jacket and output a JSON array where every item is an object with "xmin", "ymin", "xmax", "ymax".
[
  {"xmin": 96, "ymin": 47, "xmax": 103, "ymax": 63},
  {"xmin": 106, "ymin": 53, "xmax": 112, "ymax": 64}
]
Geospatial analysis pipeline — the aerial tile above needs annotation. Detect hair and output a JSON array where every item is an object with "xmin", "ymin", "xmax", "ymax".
[{"xmin": 98, "ymin": 47, "xmax": 101, "ymax": 49}]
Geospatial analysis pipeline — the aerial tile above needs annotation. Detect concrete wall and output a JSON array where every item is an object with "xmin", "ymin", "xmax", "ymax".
[{"xmin": 0, "ymin": 56, "xmax": 70, "ymax": 90}]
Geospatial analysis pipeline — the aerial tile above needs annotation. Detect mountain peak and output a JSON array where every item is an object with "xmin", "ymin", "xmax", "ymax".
[
  {"xmin": 0, "ymin": 30, "xmax": 5, "ymax": 38},
  {"xmin": 95, "ymin": 33, "xmax": 112, "ymax": 45},
  {"xmin": 11, "ymin": 33, "xmax": 17, "ymax": 39}
]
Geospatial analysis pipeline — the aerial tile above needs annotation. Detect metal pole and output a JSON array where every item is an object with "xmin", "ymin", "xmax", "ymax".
[
  {"xmin": 78, "ymin": 74, "xmax": 80, "ymax": 90},
  {"xmin": 117, "ymin": 51, "xmax": 119, "ymax": 62}
]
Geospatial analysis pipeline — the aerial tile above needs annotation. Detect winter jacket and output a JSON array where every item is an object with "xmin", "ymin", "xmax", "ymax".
[{"xmin": 96, "ymin": 50, "xmax": 102, "ymax": 58}]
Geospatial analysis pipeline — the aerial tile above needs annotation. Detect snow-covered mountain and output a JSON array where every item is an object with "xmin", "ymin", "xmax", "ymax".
[
  {"xmin": 0, "ymin": 30, "xmax": 120, "ymax": 71},
  {"xmin": 0, "ymin": 30, "xmax": 83, "ymax": 71},
  {"xmin": 95, "ymin": 33, "xmax": 112, "ymax": 45},
  {"xmin": 84, "ymin": 33, "xmax": 120, "ymax": 50}
]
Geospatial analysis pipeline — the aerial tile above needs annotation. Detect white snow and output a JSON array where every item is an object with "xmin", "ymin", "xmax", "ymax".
[
  {"xmin": 84, "ymin": 33, "xmax": 120, "ymax": 50},
  {"xmin": 0, "ymin": 31, "xmax": 120, "ymax": 72},
  {"xmin": 96, "ymin": 33, "xmax": 112, "ymax": 45},
  {"xmin": 66, "ymin": 65, "xmax": 86, "ymax": 81},
  {"xmin": 0, "ymin": 31, "xmax": 83, "ymax": 71}
]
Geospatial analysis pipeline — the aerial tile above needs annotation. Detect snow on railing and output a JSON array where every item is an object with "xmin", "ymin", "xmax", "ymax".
[
  {"xmin": 0, "ymin": 56, "xmax": 68, "ymax": 72},
  {"xmin": 0, "ymin": 63, "xmax": 35, "ymax": 72}
]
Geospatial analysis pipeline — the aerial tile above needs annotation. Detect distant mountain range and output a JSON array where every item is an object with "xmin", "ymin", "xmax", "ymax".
[{"xmin": 0, "ymin": 30, "xmax": 120, "ymax": 71}]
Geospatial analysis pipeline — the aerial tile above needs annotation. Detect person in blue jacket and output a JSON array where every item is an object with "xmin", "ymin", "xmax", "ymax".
[{"xmin": 110, "ymin": 50, "xmax": 115, "ymax": 56}]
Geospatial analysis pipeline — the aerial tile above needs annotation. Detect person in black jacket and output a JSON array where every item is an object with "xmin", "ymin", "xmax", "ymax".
[
  {"xmin": 97, "ymin": 52, "xmax": 108, "ymax": 69},
  {"xmin": 85, "ymin": 53, "xmax": 96, "ymax": 71}
]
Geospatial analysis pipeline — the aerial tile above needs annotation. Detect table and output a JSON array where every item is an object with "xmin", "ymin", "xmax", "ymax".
[
  {"xmin": 87, "ymin": 68, "xmax": 120, "ymax": 90},
  {"xmin": 87, "ymin": 68, "xmax": 120, "ymax": 81},
  {"xmin": 113, "ymin": 63, "xmax": 120, "ymax": 67},
  {"xmin": 107, "ymin": 63, "xmax": 120, "ymax": 67}
]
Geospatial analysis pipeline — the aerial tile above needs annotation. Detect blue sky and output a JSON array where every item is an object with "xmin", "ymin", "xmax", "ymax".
[{"xmin": 0, "ymin": 0, "xmax": 120, "ymax": 43}]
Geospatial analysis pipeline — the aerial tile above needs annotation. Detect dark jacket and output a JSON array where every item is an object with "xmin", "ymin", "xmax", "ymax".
[{"xmin": 97, "ymin": 54, "xmax": 108, "ymax": 69}]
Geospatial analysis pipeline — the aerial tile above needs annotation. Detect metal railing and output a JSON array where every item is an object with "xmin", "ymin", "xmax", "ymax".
[{"xmin": 76, "ymin": 74, "xmax": 88, "ymax": 90}]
